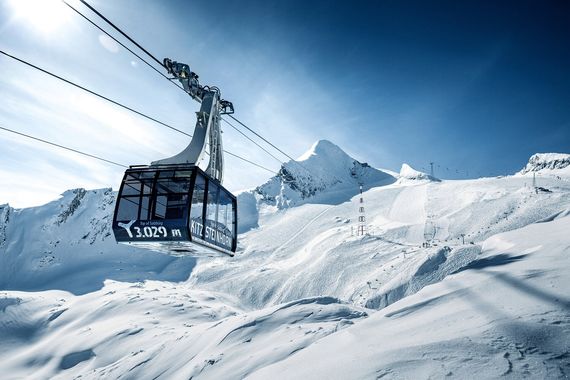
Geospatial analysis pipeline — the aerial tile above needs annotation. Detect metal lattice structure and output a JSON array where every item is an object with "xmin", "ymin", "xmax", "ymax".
[{"xmin": 356, "ymin": 185, "xmax": 367, "ymax": 236}]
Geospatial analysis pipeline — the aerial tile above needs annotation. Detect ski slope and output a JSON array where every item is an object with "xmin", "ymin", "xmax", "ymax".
[
  {"xmin": 0, "ymin": 143, "xmax": 569, "ymax": 379},
  {"xmin": 251, "ymin": 215, "xmax": 570, "ymax": 379},
  {"xmin": 192, "ymin": 167, "xmax": 570, "ymax": 310}
]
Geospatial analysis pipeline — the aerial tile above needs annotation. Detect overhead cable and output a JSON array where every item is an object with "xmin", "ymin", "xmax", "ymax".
[
  {"xmin": 0, "ymin": 50, "xmax": 191, "ymax": 138},
  {"xmin": 70, "ymin": 2, "xmax": 362, "ymax": 195},
  {"xmin": 221, "ymin": 118, "xmax": 284, "ymax": 165},
  {"xmin": 0, "ymin": 125, "xmax": 127, "ymax": 168},
  {"xmin": 62, "ymin": 0, "xmax": 185, "ymax": 93},
  {"xmin": 227, "ymin": 114, "xmax": 298, "ymax": 163},
  {"xmin": 79, "ymin": 0, "xmax": 165, "ymax": 68},
  {"xmin": 1, "ymin": 50, "xmax": 276, "ymax": 174},
  {"xmin": 75, "ymin": 1, "xmax": 301, "ymax": 168}
]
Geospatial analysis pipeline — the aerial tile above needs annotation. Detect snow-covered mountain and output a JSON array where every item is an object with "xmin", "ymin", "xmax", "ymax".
[
  {"xmin": 253, "ymin": 139, "xmax": 396, "ymax": 208},
  {"xmin": 0, "ymin": 188, "xmax": 197, "ymax": 294},
  {"xmin": 237, "ymin": 139, "xmax": 395, "ymax": 232},
  {"xmin": 517, "ymin": 153, "xmax": 570, "ymax": 176},
  {"xmin": 194, "ymin": 167, "xmax": 570, "ymax": 311},
  {"xmin": 1, "ymin": 143, "xmax": 569, "ymax": 379}
]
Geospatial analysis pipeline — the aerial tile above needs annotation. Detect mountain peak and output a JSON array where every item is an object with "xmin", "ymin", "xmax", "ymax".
[
  {"xmin": 249, "ymin": 140, "xmax": 396, "ymax": 210},
  {"xmin": 297, "ymin": 139, "xmax": 346, "ymax": 162},
  {"xmin": 518, "ymin": 153, "xmax": 570, "ymax": 176}
]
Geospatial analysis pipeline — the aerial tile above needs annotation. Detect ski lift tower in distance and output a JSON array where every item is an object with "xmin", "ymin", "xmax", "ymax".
[
  {"xmin": 112, "ymin": 58, "xmax": 237, "ymax": 257},
  {"xmin": 356, "ymin": 184, "xmax": 367, "ymax": 236}
]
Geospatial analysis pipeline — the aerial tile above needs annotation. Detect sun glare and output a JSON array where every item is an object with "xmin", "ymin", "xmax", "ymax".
[{"xmin": 9, "ymin": 0, "xmax": 71, "ymax": 34}]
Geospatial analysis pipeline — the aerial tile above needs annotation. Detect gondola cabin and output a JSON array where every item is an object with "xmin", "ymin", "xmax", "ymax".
[
  {"xmin": 112, "ymin": 164, "xmax": 237, "ymax": 256},
  {"xmin": 113, "ymin": 57, "xmax": 239, "ymax": 257}
]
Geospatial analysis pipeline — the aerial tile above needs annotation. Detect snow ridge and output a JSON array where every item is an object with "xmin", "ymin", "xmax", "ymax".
[
  {"xmin": 56, "ymin": 188, "xmax": 86, "ymax": 225},
  {"xmin": 253, "ymin": 140, "xmax": 396, "ymax": 209},
  {"xmin": 518, "ymin": 153, "xmax": 570, "ymax": 175},
  {"xmin": 398, "ymin": 163, "xmax": 439, "ymax": 182},
  {"xmin": 0, "ymin": 204, "xmax": 10, "ymax": 249},
  {"xmin": 365, "ymin": 245, "xmax": 481, "ymax": 309}
]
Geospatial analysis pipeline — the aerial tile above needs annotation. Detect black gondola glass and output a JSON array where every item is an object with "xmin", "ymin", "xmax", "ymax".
[{"xmin": 112, "ymin": 164, "xmax": 237, "ymax": 256}]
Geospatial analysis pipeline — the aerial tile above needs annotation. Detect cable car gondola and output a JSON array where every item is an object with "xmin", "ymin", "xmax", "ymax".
[{"xmin": 112, "ymin": 58, "xmax": 237, "ymax": 257}]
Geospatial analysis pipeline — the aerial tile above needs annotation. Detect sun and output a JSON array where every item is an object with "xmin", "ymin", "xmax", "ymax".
[{"xmin": 8, "ymin": 0, "xmax": 71, "ymax": 34}]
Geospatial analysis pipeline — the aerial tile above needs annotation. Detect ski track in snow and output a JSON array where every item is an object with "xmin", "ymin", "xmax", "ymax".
[
  {"xmin": 1, "ymin": 146, "xmax": 569, "ymax": 379},
  {"xmin": 272, "ymin": 205, "xmax": 335, "ymax": 258}
]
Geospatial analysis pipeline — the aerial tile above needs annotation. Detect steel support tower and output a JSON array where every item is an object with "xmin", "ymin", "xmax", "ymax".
[{"xmin": 356, "ymin": 185, "xmax": 367, "ymax": 236}]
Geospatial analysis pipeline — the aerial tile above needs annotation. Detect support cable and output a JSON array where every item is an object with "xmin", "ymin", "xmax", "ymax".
[
  {"xmin": 62, "ymin": 0, "xmax": 185, "ymax": 93},
  {"xmin": 72, "ymin": 2, "xmax": 362, "ymax": 200},
  {"xmin": 221, "ymin": 118, "xmax": 283, "ymax": 165},
  {"xmin": 74, "ymin": 1, "xmax": 302, "ymax": 169},
  {"xmin": 61, "ymin": 2, "xmax": 277, "ymax": 174},
  {"xmin": 0, "ymin": 50, "xmax": 192, "ymax": 138},
  {"xmin": 227, "ymin": 114, "xmax": 298, "ymax": 163},
  {"xmin": 1, "ymin": 51, "xmax": 276, "ymax": 174},
  {"xmin": 224, "ymin": 151, "xmax": 275, "ymax": 173},
  {"xmin": 79, "ymin": 0, "xmax": 164, "ymax": 68},
  {"xmin": 0, "ymin": 125, "xmax": 127, "ymax": 168}
]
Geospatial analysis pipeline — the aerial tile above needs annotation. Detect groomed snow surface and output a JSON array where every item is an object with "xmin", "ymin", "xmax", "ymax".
[{"xmin": 1, "ymin": 142, "xmax": 569, "ymax": 379}]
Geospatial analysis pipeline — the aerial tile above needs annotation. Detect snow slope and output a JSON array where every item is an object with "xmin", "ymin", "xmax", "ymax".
[
  {"xmin": 0, "ymin": 286, "xmax": 366, "ymax": 379},
  {"xmin": 251, "ymin": 215, "xmax": 570, "ymax": 379},
  {"xmin": 1, "ymin": 142, "xmax": 569, "ymax": 379},
  {"xmin": 191, "ymin": 173, "xmax": 570, "ymax": 310}
]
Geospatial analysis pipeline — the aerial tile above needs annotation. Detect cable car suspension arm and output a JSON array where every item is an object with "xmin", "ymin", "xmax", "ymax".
[{"xmin": 151, "ymin": 58, "xmax": 232, "ymax": 183}]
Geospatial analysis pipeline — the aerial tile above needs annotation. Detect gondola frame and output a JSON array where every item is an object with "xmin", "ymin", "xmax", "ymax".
[{"xmin": 112, "ymin": 164, "xmax": 237, "ymax": 257}]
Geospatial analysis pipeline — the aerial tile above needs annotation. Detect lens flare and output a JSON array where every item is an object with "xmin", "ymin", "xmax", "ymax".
[{"xmin": 8, "ymin": 0, "xmax": 71, "ymax": 34}]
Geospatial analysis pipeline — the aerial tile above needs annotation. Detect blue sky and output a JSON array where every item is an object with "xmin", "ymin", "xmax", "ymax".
[{"xmin": 1, "ymin": 0, "xmax": 569, "ymax": 207}]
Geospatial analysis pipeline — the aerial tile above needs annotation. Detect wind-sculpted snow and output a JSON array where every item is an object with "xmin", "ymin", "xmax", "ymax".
[
  {"xmin": 364, "ymin": 245, "xmax": 482, "ymax": 309},
  {"xmin": 0, "ymin": 285, "xmax": 367, "ymax": 379},
  {"xmin": 249, "ymin": 216, "xmax": 570, "ymax": 380},
  {"xmin": 0, "ymin": 144, "xmax": 569, "ymax": 379}
]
